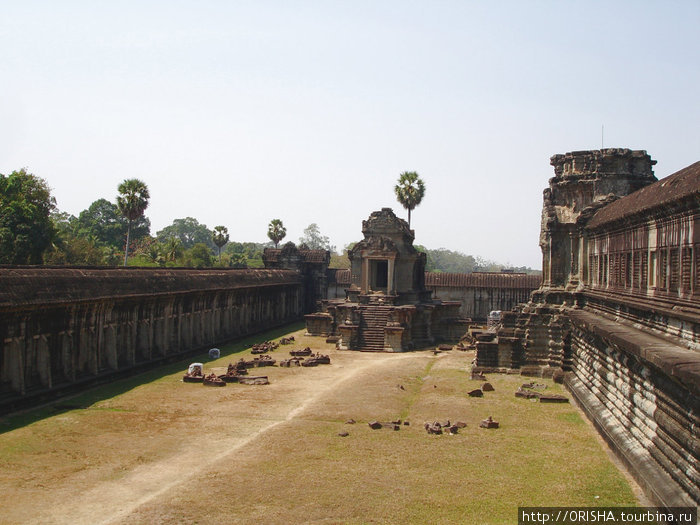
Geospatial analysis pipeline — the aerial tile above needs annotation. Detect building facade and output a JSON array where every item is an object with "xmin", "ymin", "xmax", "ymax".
[{"xmin": 487, "ymin": 150, "xmax": 699, "ymax": 508}]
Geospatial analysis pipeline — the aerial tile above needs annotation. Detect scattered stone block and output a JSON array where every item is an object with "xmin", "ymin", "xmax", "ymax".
[
  {"xmin": 454, "ymin": 421, "xmax": 467, "ymax": 428},
  {"xmin": 203, "ymin": 373, "xmax": 226, "ymax": 387},
  {"xmin": 338, "ymin": 431, "xmax": 349, "ymax": 437},
  {"xmin": 326, "ymin": 336, "xmax": 340, "ymax": 343},
  {"xmin": 302, "ymin": 353, "xmax": 331, "ymax": 367},
  {"xmin": 368, "ymin": 421, "xmax": 383, "ymax": 430},
  {"xmin": 539, "ymin": 394, "xmax": 569, "ymax": 403},
  {"xmin": 279, "ymin": 357, "xmax": 303, "ymax": 367},
  {"xmin": 345, "ymin": 419, "xmax": 356, "ymax": 425},
  {"xmin": 521, "ymin": 382, "xmax": 547, "ymax": 390},
  {"xmin": 479, "ymin": 416, "xmax": 499, "ymax": 429},
  {"xmin": 482, "ymin": 382, "xmax": 495, "ymax": 392},
  {"xmin": 468, "ymin": 389, "xmax": 484, "ymax": 397},
  {"xmin": 471, "ymin": 371, "xmax": 487, "ymax": 381},
  {"xmin": 424, "ymin": 422, "xmax": 443, "ymax": 435},
  {"xmin": 515, "ymin": 388, "xmax": 539, "ymax": 399}
]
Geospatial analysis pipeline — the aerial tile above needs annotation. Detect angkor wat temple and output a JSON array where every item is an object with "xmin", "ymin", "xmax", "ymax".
[
  {"xmin": 0, "ymin": 147, "xmax": 697, "ymax": 509},
  {"xmin": 480, "ymin": 149, "xmax": 699, "ymax": 508}
]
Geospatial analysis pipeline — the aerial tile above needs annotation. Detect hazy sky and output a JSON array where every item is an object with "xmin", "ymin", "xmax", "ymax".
[{"xmin": 2, "ymin": 1, "xmax": 698, "ymax": 268}]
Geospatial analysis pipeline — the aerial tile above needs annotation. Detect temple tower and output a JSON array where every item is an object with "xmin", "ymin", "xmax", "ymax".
[
  {"xmin": 305, "ymin": 208, "xmax": 467, "ymax": 351},
  {"xmin": 347, "ymin": 208, "xmax": 430, "ymax": 305},
  {"xmin": 540, "ymin": 148, "xmax": 656, "ymax": 292}
]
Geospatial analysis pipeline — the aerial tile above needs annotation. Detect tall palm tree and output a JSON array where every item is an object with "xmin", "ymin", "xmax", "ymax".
[
  {"xmin": 116, "ymin": 178, "xmax": 150, "ymax": 266},
  {"xmin": 212, "ymin": 225, "xmax": 229, "ymax": 263},
  {"xmin": 394, "ymin": 171, "xmax": 425, "ymax": 228},
  {"xmin": 267, "ymin": 219, "xmax": 287, "ymax": 248}
]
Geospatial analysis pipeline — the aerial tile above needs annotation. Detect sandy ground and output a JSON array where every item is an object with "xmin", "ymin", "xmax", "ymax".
[
  {"xmin": 0, "ymin": 329, "xmax": 642, "ymax": 525},
  {"xmin": 77, "ymin": 353, "xmax": 417, "ymax": 525}
]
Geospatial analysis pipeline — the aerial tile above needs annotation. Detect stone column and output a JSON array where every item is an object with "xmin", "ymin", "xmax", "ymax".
[
  {"xmin": 387, "ymin": 257, "xmax": 395, "ymax": 294},
  {"xmin": 361, "ymin": 256, "xmax": 369, "ymax": 293}
]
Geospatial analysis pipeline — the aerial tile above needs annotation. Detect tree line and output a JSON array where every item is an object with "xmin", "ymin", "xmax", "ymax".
[
  {"xmin": 0, "ymin": 168, "xmax": 340, "ymax": 268},
  {"xmin": 1, "ymin": 168, "xmax": 538, "ymax": 273}
]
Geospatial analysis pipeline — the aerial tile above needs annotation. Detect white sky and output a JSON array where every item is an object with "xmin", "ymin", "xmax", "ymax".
[{"xmin": 1, "ymin": 1, "xmax": 698, "ymax": 269}]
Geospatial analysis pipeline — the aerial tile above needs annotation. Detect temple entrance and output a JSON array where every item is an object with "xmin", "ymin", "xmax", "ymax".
[{"xmin": 370, "ymin": 259, "xmax": 388, "ymax": 292}]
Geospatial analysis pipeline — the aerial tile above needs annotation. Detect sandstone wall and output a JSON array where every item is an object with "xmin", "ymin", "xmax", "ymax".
[
  {"xmin": 425, "ymin": 273, "xmax": 541, "ymax": 321},
  {"xmin": 0, "ymin": 267, "xmax": 303, "ymax": 412},
  {"xmin": 327, "ymin": 269, "xmax": 541, "ymax": 321},
  {"xmin": 567, "ymin": 307, "xmax": 698, "ymax": 507},
  {"xmin": 495, "ymin": 153, "xmax": 700, "ymax": 507}
]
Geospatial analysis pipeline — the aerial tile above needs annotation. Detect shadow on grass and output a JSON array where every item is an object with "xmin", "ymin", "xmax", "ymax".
[{"xmin": 0, "ymin": 322, "xmax": 305, "ymax": 434}]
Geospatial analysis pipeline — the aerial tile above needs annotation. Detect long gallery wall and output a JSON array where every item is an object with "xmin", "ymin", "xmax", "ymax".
[{"xmin": 0, "ymin": 267, "xmax": 304, "ymax": 413}]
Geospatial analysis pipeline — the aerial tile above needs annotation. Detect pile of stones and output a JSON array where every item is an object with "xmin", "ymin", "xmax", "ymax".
[
  {"xmin": 251, "ymin": 341, "xmax": 279, "ymax": 354},
  {"xmin": 301, "ymin": 353, "xmax": 331, "ymax": 367},
  {"xmin": 289, "ymin": 347, "xmax": 313, "ymax": 356},
  {"xmin": 424, "ymin": 420, "xmax": 466, "ymax": 435}
]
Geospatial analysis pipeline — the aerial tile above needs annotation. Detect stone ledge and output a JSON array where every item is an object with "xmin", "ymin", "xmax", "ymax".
[
  {"xmin": 581, "ymin": 289, "xmax": 700, "ymax": 325},
  {"xmin": 566, "ymin": 375, "xmax": 698, "ymax": 509},
  {"xmin": 568, "ymin": 309, "xmax": 700, "ymax": 398}
]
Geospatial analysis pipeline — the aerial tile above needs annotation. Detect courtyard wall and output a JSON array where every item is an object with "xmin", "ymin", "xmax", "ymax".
[
  {"xmin": 327, "ymin": 269, "xmax": 540, "ymax": 321},
  {"xmin": 0, "ymin": 267, "xmax": 303, "ymax": 412}
]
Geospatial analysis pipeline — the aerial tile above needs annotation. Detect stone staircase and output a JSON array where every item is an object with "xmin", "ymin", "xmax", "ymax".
[{"xmin": 359, "ymin": 306, "xmax": 392, "ymax": 351}]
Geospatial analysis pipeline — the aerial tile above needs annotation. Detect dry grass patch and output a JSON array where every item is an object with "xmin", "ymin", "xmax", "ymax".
[{"xmin": 0, "ymin": 325, "xmax": 639, "ymax": 525}]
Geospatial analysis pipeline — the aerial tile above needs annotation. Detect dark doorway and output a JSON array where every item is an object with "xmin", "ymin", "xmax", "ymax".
[{"xmin": 371, "ymin": 260, "xmax": 388, "ymax": 290}]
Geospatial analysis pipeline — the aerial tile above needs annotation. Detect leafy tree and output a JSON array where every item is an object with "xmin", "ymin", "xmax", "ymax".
[
  {"xmin": 212, "ymin": 225, "xmax": 229, "ymax": 263},
  {"xmin": 421, "ymin": 247, "xmax": 477, "ymax": 273},
  {"xmin": 0, "ymin": 168, "xmax": 57, "ymax": 264},
  {"xmin": 116, "ymin": 179, "xmax": 150, "ymax": 266},
  {"xmin": 186, "ymin": 242, "xmax": 213, "ymax": 268},
  {"xmin": 267, "ymin": 219, "xmax": 287, "ymax": 248},
  {"xmin": 76, "ymin": 198, "xmax": 149, "ymax": 249},
  {"xmin": 224, "ymin": 241, "xmax": 265, "ymax": 268},
  {"xmin": 394, "ymin": 171, "xmax": 426, "ymax": 228},
  {"xmin": 44, "ymin": 234, "xmax": 106, "ymax": 266},
  {"xmin": 156, "ymin": 217, "xmax": 214, "ymax": 250},
  {"xmin": 299, "ymin": 223, "xmax": 334, "ymax": 251}
]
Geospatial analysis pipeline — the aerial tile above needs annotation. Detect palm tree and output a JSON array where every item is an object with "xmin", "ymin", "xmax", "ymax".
[
  {"xmin": 394, "ymin": 171, "xmax": 425, "ymax": 228},
  {"xmin": 163, "ymin": 237, "xmax": 184, "ymax": 263},
  {"xmin": 267, "ymin": 219, "xmax": 287, "ymax": 248},
  {"xmin": 212, "ymin": 225, "xmax": 229, "ymax": 263},
  {"xmin": 116, "ymin": 179, "xmax": 150, "ymax": 266}
]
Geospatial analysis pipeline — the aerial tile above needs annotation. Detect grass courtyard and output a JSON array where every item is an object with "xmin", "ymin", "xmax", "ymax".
[{"xmin": 0, "ymin": 323, "xmax": 640, "ymax": 524}]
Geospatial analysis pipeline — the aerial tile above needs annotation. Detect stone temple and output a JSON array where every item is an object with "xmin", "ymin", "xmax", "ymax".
[
  {"xmin": 305, "ymin": 208, "xmax": 468, "ymax": 350},
  {"xmin": 0, "ymin": 147, "xmax": 697, "ymax": 510}
]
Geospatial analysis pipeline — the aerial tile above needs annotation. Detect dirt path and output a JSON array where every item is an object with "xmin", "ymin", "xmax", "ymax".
[
  {"xmin": 33, "ymin": 352, "xmax": 421, "ymax": 525},
  {"xmin": 2, "ymin": 332, "xmax": 641, "ymax": 525}
]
